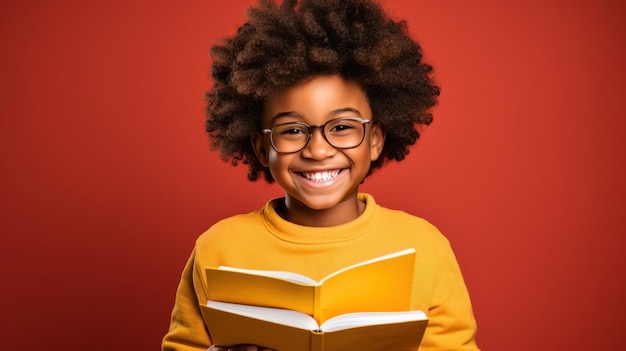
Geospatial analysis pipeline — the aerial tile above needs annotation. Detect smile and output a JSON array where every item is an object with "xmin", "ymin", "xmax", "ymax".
[{"xmin": 300, "ymin": 169, "xmax": 341, "ymax": 182}]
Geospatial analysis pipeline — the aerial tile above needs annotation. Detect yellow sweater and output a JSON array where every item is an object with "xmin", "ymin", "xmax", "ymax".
[{"xmin": 163, "ymin": 193, "xmax": 479, "ymax": 350}]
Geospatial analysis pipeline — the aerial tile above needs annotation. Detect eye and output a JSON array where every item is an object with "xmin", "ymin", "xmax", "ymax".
[
  {"xmin": 327, "ymin": 119, "xmax": 360, "ymax": 135},
  {"xmin": 280, "ymin": 127, "xmax": 306, "ymax": 135},
  {"xmin": 274, "ymin": 123, "xmax": 308, "ymax": 138},
  {"xmin": 330, "ymin": 124, "xmax": 354, "ymax": 132}
]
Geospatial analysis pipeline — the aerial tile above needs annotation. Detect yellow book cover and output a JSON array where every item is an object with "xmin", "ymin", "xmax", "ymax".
[
  {"xmin": 201, "ymin": 301, "xmax": 427, "ymax": 351},
  {"xmin": 204, "ymin": 248, "xmax": 417, "ymax": 323}
]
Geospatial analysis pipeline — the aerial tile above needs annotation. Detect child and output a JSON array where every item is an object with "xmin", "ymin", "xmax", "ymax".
[{"xmin": 163, "ymin": 0, "xmax": 479, "ymax": 350}]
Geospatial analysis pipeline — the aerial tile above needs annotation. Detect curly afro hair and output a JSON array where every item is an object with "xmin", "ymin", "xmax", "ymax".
[{"xmin": 206, "ymin": 0, "xmax": 440, "ymax": 182}]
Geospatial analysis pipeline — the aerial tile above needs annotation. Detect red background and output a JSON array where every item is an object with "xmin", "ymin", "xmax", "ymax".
[{"xmin": 1, "ymin": 0, "xmax": 625, "ymax": 350}]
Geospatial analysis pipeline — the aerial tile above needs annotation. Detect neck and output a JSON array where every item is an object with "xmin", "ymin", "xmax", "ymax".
[{"xmin": 280, "ymin": 194, "xmax": 365, "ymax": 227}]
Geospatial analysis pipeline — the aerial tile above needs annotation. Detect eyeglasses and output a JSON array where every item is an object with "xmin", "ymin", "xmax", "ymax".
[{"xmin": 262, "ymin": 117, "xmax": 371, "ymax": 154}]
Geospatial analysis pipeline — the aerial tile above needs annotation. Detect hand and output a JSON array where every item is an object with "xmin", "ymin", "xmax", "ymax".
[{"xmin": 208, "ymin": 345, "xmax": 274, "ymax": 351}]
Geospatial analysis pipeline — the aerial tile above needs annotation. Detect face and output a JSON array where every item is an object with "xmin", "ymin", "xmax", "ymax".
[{"xmin": 252, "ymin": 75, "xmax": 385, "ymax": 226}]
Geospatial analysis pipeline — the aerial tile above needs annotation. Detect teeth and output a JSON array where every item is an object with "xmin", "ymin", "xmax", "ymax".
[{"xmin": 302, "ymin": 170, "xmax": 340, "ymax": 182}]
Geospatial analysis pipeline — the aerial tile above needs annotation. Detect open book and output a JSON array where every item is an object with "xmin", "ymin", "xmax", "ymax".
[
  {"xmin": 204, "ymin": 248, "xmax": 417, "ymax": 324},
  {"xmin": 202, "ymin": 300, "xmax": 427, "ymax": 351},
  {"xmin": 201, "ymin": 249, "xmax": 425, "ymax": 350}
]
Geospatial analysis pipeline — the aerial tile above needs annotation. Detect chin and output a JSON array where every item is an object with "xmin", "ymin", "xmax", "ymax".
[{"xmin": 298, "ymin": 194, "xmax": 353, "ymax": 212}]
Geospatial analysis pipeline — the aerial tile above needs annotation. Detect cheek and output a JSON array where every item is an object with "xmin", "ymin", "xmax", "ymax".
[
  {"xmin": 267, "ymin": 152, "xmax": 292, "ymax": 174},
  {"xmin": 267, "ymin": 150, "xmax": 281, "ymax": 166},
  {"xmin": 345, "ymin": 148, "xmax": 374, "ymax": 168}
]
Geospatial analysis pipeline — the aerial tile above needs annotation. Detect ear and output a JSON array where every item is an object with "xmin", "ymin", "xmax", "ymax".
[
  {"xmin": 250, "ymin": 132, "xmax": 270, "ymax": 167},
  {"xmin": 369, "ymin": 124, "xmax": 386, "ymax": 161}
]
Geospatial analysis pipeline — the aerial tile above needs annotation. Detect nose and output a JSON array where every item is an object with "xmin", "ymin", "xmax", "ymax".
[{"xmin": 300, "ymin": 127, "xmax": 336, "ymax": 160}]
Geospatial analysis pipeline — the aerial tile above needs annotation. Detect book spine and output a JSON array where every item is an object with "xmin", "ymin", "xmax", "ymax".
[
  {"xmin": 310, "ymin": 330, "xmax": 324, "ymax": 351},
  {"xmin": 313, "ymin": 285, "xmax": 323, "ymax": 324}
]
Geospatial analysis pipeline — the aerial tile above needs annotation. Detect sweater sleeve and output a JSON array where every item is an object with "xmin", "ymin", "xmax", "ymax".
[
  {"xmin": 419, "ymin": 243, "xmax": 480, "ymax": 351},
  {"xmin": 162, "ymin": 249, "xmax": 212, "ymax": 351}
]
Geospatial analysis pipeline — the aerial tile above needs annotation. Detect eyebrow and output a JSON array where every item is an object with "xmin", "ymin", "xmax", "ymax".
[{"xmin": 270, "ymin": 107, "xmax": 362, "ymax": 123}]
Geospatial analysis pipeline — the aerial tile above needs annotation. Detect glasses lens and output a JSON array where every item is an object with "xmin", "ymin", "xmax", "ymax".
[
  {"xmin": 271, "ymin": 123, "xmax": 309, "ymax": 153},
  {"xmin": 324, "ymin": 118, "xmax": 365, "ymax": 148}
]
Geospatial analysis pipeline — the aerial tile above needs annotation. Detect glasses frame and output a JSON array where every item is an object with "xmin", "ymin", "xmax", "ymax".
[{"xmin": 262, "ymin": 117, "xmax": 372, "ymax": 154}]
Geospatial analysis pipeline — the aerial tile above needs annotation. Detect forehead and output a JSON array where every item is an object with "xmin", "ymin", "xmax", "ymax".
[{"xmin": 262, "ymin": 75, "xmax": 372, "ymax": 125}]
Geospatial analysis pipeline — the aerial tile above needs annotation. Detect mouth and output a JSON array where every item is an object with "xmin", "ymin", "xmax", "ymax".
[{"xmin": 299, "ymin": 169, "xmax": 342, "ymax": 182}]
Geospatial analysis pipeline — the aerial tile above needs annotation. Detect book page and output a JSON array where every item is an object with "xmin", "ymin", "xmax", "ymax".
[
  {"xmin": 216, "ymin": 266, "xmax": 318, "ymax": 285},
  {"xmin": 319, "ymin": 248, "xmax": 416, "ymax": 284},
  {"xmin": 206, "ymin": 300, "xmax": 319, "ymax": 330},
  {"xmin": 320, "ymin": 310, "xmax": 427, "ymax": 332},
  {"xmin": 216, "ymin": 248, "xmax": 416, "ymax": 286}
]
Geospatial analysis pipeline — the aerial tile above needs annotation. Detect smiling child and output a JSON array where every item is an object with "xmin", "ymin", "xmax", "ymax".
[{"xmin": 163, "ymin": 1, "xmax": 479, "ymax": 350}]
